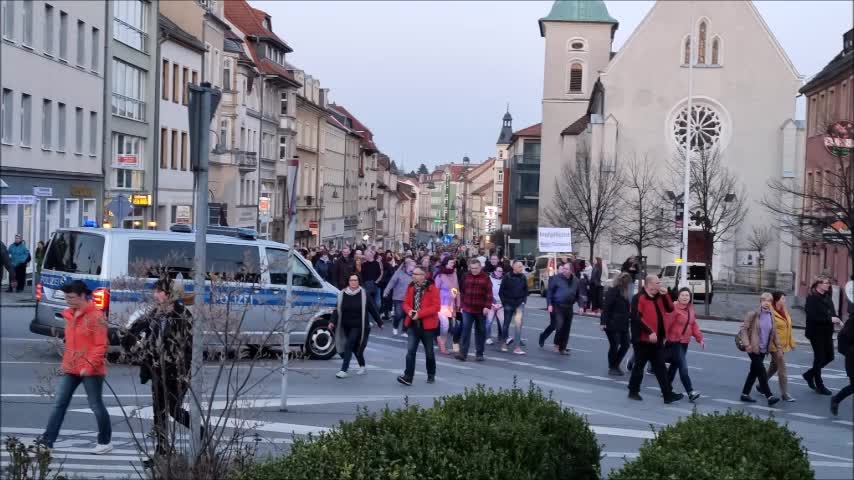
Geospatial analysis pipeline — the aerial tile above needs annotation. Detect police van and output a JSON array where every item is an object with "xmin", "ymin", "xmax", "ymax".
[{"xmin": 29, "ymin": 227, "xmax": 340, "ymax": 359}]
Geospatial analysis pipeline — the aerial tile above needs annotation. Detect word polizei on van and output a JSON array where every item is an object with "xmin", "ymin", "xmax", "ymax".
[{"xmin": 30, "ymin": 226, "xmax": 340, "ymax": 360}]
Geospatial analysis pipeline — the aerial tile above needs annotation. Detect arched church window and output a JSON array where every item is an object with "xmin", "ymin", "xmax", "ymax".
[
  {"xmin": 711, "ymin": 37, "xmax": 720, "ymax": 65},
  {"xmin": 568, "ymin": 63, "xmax": 583, "ymax": 93},
  {"xmin": 683, "ymin": 36, "xmax": 691, "ymax": 65},
  {"xmin": 697, "ymin": 21, "xmax": 707, "ymax": 64},
  {"xmin": 672, "ymin": 103, "xmax": 723, "ymax": 152}
]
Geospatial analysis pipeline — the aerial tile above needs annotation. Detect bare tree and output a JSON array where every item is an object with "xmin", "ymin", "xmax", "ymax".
[
  {"xmin": 612, "ymin": 155, "xmax": 678, "ymax": 258},
  {"xmin": 763, "ymin": 121, "xmax": 854, "ymax": 277},
  {"xmin": 744, "ymin": 225, "xmax": 773, "ymax": 290},
  {"xmin": 669, "ymin": 148, "xmax": 748, "ymax": 314},
  {"xmin": 544, "ymin": 142, "xmax": 624, "ymax": 260}
]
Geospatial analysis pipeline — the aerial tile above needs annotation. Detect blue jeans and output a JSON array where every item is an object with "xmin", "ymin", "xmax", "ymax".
[
  {"xmin": 404, "ymin": 326, "xmax": 437, "ymax": 379},
  {"xmin": 666, "ymin": 342, "xmax": 693, "ymax": 392},
  {"xmin": 460, "ymin": 312, "xmax": 486, "ymax": 358},
  {"xmin": 43, "ymin": 374, "xmax": 112, "ymax": 447},
  {"xmin": 392, "ymin": 300, "xmax": 405, "ymax": 329},
  {"xmin": 502, "ymin": 304, "xmax": 524, "ymax": 345}
]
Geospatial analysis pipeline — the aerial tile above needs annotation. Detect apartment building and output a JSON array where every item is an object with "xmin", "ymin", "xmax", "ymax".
[
  {"xmin": 292, "ymin": 68, "xmax": 327, "ymax": 247},
  {"xmin": 1, "ymin": 0, "xmax": 106, "ymax": 251}
]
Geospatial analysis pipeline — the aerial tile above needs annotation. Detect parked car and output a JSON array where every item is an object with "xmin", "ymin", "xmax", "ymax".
[
  {"xmin": 31, "ymin": 227, "xmax": 340, "ymax": 360},
  {"xmin": 658, "ymin": 262, "xmax": 713, "ymax": 303}
]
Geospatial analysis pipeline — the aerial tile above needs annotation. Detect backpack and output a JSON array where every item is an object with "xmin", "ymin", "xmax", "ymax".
[{"xmin": 735, "ymin": 318, "xmax": 749, "ymax": 352}]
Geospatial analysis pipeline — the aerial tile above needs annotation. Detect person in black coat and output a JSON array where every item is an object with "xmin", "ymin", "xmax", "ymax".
[
  {"xmin": 601, "ymin": 273, "xmax": 632, "ymax": 376},
  {"xmin": 330, "ymin": 247, "xmax": 356, "ymax": 290},
  {"xmin": 122, "ymin": 278, "xmax": 194, "ymax": 457},
  {"xmin": 803, "ymin": 277, "xmax": 843, "ymax": 395},
  {"xmin": 329, "ymin": 273, "xmax": 383, "ymax": 378},
  {"xmin": 831, "ymin": 287, "xmax": 853, "ymax": 415}
]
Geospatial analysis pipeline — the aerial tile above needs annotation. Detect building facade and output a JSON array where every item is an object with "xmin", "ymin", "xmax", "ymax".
[
  {"xmin": 292, "ymin": 69, "xmax": 326, "ymax": 247},
  {"xmin": 1, "ymin": 0, "xmax": 106, "ymax": 253},
  {"xmin": 505, "ymin": 124, "xmax": 541, "ymax": 257},
  {"xmin": 797, "ymin": 28, "xmax": 853, "ymax": 301},
  {"xmin": 538, "ymin": 0, "xmax": 803, "ymax": 286}
]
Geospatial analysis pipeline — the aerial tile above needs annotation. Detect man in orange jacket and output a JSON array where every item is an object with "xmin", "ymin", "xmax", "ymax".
[{"xmin": 38, "ymin": 280, "xmax": 113, "ymax": 454}]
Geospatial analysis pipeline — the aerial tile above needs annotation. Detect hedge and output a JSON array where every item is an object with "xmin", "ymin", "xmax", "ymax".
[
  {"xmin": 609, "ymin": 410, "xmax": 814, "ymax": 480},
  {"xmin": 245, "ymin": 384, "xmax": 601, "ymax": 480}
]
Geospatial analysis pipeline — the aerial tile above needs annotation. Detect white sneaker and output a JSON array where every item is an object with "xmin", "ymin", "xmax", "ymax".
[
  {"xmin": 401, "ymin": 332, "xmax": 408, "ymax": 338},
  {"xmin": 336, "ymin": 371, "xmax": 348, "ymax": 379},
  {"xmin": 486, "ymin": 338, "xmax": 494, "ymax": 345},
  {"xmin": 92, "ymin": 443, "xmax": 113, "ymax": 455},
  {"xmin": 392, "ymin": 328, "xmax": 399, "ymax": 336},
  {"xmin": 356, "ymin": 366, "xmax": 367, "ymax": 375}
]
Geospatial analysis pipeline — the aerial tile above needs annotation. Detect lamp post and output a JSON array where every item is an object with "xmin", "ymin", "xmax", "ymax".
[
  {"xmin": 679, "ymin": 2, "xmax": 696, "ymax": 288},
  {"xmin": 317, "ymin": 182, "xmax": 340, "ymax": 247},
  {"xmin": 461, "ymin": 156, "xmax": 470, "ymax": 243}
]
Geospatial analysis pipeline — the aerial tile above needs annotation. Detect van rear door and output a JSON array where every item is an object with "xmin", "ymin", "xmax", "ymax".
[{"xmin": 40, "ymin": 230, "xmax": 107, "ymax": 303}]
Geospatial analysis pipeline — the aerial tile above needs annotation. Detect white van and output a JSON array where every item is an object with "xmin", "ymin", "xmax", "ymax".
[
  {"xmin": 658, "ymin": 262, "xmax": 713, "ymax": 303},
  {"xmin": 30, "ymin": 227, "xmax": 340, "ymax": 359}
]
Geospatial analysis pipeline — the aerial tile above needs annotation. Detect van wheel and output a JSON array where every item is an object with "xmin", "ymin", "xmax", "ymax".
[{"xmin": 306, "ymin": 320, "xmax": 336, "ymax": 360}]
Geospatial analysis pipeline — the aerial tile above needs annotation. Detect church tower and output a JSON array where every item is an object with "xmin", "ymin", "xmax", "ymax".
[
  {"xmin": 538, "ymin": 0, "xmax": 618, "ymax": 223},
  {"xmin": 495, "ymin": 108, "xmax": 512, "ymax": 228}
]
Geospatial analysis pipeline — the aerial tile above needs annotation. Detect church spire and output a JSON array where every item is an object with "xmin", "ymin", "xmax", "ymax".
[{"xmin": 497, "ymin": 107, "xmax": 513, "ymax": 145}]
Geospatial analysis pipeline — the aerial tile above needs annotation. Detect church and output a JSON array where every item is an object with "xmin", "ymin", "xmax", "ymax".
[{"xmin": 537, "ymin": 0, "xmax": 804, "ymax": 289}]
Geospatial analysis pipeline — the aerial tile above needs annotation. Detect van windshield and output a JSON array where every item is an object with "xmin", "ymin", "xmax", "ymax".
[
  {"xmin": 43, "ymin": 231, "xmax": 105, "ymax": 275},
  {"xmin": 687, "ymin": 266, "xmax": 709, "ymax": 280}
]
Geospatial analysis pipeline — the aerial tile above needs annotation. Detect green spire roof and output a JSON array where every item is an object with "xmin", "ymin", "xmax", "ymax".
[{"xmin": 539, "ymin": 0, "xmax": 619, "ymax": 37}]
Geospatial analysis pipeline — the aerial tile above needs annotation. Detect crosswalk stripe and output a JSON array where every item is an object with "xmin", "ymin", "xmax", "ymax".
[
  {"xmin": 585, "ymin": 375, "xmax": 613, "ymax": 381},
  {"xmin": 788, "ymin": 413, "xmax": 826, "ymax": 420},
  {"xmin": 0, "ymin": 460, "xmax": 138, "ymax": 472},
  {"xmin": 562, "ymin": 370, "xmax": 584, "ymax": 376},
  {"xmin": 749, "ymin": 405, "xmax": 781, "ymax": 413},
  {"xmin": 533, "ymin": 365, "xmax": 558, "ymax": 371},
  {"xmin": 712, "ymin": 398, "xmax": 742, "ymax": 405},
  {"xmin": 1, "ymin": 451, "xmax": 142, "ymax": 462},
  {"xmin": 833, "ymin": 420, "xmax": 854, "ymax": 427}
]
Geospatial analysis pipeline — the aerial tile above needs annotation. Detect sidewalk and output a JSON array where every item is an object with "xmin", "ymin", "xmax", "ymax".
[{"xmin": 0, "ymin": 289, "xmax": 36, "ymax": 308}]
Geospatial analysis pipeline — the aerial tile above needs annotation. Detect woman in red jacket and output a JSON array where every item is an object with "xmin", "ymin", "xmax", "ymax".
[
  {"xmin": 39, "ymin": 280, "xmax": 113, "ymax": 454},
  {"xmin": 397, "ymin": 267, "xmax": 441, "ymax": 386},
  {"xmin": 665, "ymin": 288, "xmax": 704, "ymax": 402}
]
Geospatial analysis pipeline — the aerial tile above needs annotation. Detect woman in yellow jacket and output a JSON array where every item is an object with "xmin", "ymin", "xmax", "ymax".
[{"xmin": 767, "ymin": 291, "xmax": 797, "ymax": 402}]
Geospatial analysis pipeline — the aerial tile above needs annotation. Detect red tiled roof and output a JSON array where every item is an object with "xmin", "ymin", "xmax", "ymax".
[
  {"xmin": 224, "ymin": 0, "xmax": 291, "ymax": 51},
  {"xmin": 561, "ymin": 116, "xmax": 589, "ymax": 136},
  {"xmin": 514, "ymin": 123, "xmax": 541, "ymax": 137},
  {"xmin": 329, "ymin": 103, "xmax": 378, "ymax": 152}
]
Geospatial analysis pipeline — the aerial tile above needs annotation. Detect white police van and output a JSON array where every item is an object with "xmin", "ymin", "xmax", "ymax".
[{"xmin": 30, "ymin": 226, "xmax": 340, "ymax": 359}]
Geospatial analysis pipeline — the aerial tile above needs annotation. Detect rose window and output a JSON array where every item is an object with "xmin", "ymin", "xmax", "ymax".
[{"xmin": 672, "ymin": 104, "xmax": 723, "ymax": 152}]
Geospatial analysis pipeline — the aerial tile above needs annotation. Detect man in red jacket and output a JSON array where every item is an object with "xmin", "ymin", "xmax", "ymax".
[
  {"xmin": 398, "ymin": 267, "xmax": 441, "ymax": 385},
  {"xmin": 627, "ymin": 275, "xmax": 684, "ymax": 404},
  {"xmin": 456, "ymin": 259, "xmax": 495, "ymax": 362}
]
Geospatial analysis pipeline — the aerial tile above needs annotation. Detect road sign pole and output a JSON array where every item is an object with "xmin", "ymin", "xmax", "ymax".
[{"xmin": 281, "ymin": 157, "xmax": 300, "ymax": 411}]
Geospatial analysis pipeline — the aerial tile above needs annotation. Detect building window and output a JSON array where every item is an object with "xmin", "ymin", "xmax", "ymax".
[
  {"xmin": 172, "ymin": 63, "xmax": 179, "ymax": 103},
  {"xmin": 683, "ymin": 36, "xmax": 690, "ymax": 65},
  {"xmin": 711, "ymin": 36, "xmax": 720, "ymax": 65},
  {"xmin": 697, "ymin": 21, "xmax": 707, "ymax": 64},
  {"xmin": 43, "ymin": 4, "xmax": 54, "ymax": 55},
  {"xmin": 21, "ymin": 0, "xmax": 32, "ymax": 46},
  {"xmin": 496, "ymin": 192, "xmax": 503, "ymax": 208},
  {"xmin": 672, "ymin": 103, "xmax": 723, "ymax": 152},
  {"xmin": 116, "ymin": 168, "xmax": 134, "ymax": 188},
  {"xmin": 58, "ymin": 10, "xmax": 67, "ymax": 60},
  {"xmin": 74, "ymin": 107, "xmax": 83, "ymax": 153},
  {"xmin": 20, "ymin": 93, "xmax": 31, "ymax": 147},
  {"xmin": 159, "ymin": 127, "xmax": 167, "ymax": 168},
  {"xmin": 112, "ymin": 58, "xmax": 146, "ymax": 121},
  {"xmin": 89, "ymin": 111, "xmax": 97, "ymax": 155},
  {"xmin": 279, "ymin": 135, "xmax": 288, "ymax": 160},
  {"xmin": 161, "ymin": 59, "xmax": 169, "ymax": 100},
  {"xmin": 64, "ymin": 199, "xmax": 79, "ymax": 228},
  {"xmin": 113, "ymin": 0, "xmax": 148, "ymax": 52},
  {"xmin": 568, "ymin": 63, "xmax": 583, "ymax": 93},
  {"xmin": 170, "ymin": 129, "xmax": 178, "ymax": 169},
  {"xmin": 90, "ymin": 27, "xmax": 99, "ymax": 71},
  {"xmin": 41, "ymin": 99, "xmax": 52, "ymax": 149},
  {"xmin": 82, "ymin": 199, "xmax": 96, "ymax": 224},
  {"xmin": 280, "ymin": 92, "xmax": 288, "ymax": 115},
  {"xmin": 0, "ymin": 89, "xmax": 11, "ymax": 144},
  {"xmin": 113, "ymin": 133, "xmax": 143, "ymax": 188},
  {"xmin": 223, "ymin": 59, "xmax": 231, "ymax": 91},
  {"xmin": 219, "ymin": 119, "xmax": 228, "ymax": 149},
  {"xmin": 181, "ymin": 131, "xmax": 188, "ymax": 170},
  {"xmin": 57, "ymin": 102, "xmax": 65, "ymax": 151},
  {"xmin": 2, "ymin": 0, "xmax": 14, "ymax": 41},
  {"xmin": 497, "ymin": 169, "xmax": 503, "ymax": 184},
  {"xmin": 76, "ymin": 20, "xmax": 85, "ymax": 66},
  {"xmin": 182, "ymin": 67, "xmax": 189, "ymax": 105}
]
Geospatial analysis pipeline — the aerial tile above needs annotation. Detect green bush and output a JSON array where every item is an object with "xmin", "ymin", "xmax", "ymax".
[
  {"xmin": 609, "ymin": 410, "xmax": 814, "ymax": 480},
  {"xmin": 246, "ymin": 384, "xmax": 601, "ymax": 480}
]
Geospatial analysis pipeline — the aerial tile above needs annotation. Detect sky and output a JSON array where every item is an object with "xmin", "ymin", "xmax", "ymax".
[{"xmin": 252, "ymin": 0, "xmax": 854, "ymax": 171}]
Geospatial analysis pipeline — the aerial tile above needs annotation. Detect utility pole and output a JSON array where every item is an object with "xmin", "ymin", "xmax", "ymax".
[
  {"xmin": 281, "ymin": 156, "xmax": 300, "ymax": 410},
  {"xmin": 679, "ymin": 3, "xmax": 695, "ymax": 288},
  {"xmin": 187, "ymin": 82, "xmax": 221, "ymax": 463}
]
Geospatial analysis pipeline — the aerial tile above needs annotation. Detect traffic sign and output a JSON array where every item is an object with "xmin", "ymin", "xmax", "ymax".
[{"xmin": 107, "ymin": 195, "xmax": 132, "ymax": 224}]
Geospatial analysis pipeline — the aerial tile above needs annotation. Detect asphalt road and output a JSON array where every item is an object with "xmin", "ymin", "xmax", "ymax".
[{"xmin": 1, "ymin": 297, "xmax": 852, "ymax": 479}]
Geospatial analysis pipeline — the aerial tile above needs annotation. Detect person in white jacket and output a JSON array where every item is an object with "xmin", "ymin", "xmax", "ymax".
[{"xmin": 485, "ymin": 265, "xmax": 505, "ymax": 345}]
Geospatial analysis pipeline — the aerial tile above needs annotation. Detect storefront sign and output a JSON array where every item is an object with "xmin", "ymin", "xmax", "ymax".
[
  {"xmin": 309, "ymin": 220, "xmax": 318, "ymax": 229},
  {"xmin": 538, "ymin": 227, "xmax": 572, "ymax": 253},
  {"xmin": 1, "ymin": 195, "xmax": 36, "ymax": 205},
  {"xmin": 70, "ymin": 186, "xmax": 94, "ymax": 197},
  {"xmin": 175, "ymin": 205, "xmax": 191, "ymax": 224},
  {"xmin": 824, "ymin": 121, "xmax": 854, "ymax": 157},
  {"xmin": 131, "ymin": 194, "xmax": 151, "ymax": 206},
  {"xmin": 33, "ymin": 186, "xmax": 53, "ymax": 197},
  {"xmin": 117, "ymin": 154, "xmax": 139, "ymax": 167},
  {"xmin": 484, "ymin": 206, "xmax": 497, "ymax": 219}
]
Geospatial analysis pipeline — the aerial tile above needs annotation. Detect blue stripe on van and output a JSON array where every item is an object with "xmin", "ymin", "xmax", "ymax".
[{"xmin": 40, "ymin": 273, "xmax": 337, "ymax": 307}]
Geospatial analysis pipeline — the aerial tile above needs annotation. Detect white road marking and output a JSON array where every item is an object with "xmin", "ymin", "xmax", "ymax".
[
  {"xmin": 601, "ymin": 451, "xmax": 640, "ymax": 459},
  {"xmin": 533, "ymin": 365, "xmax": 559, "ymax": 371},
  {"xmin": 616, "ymin": 380, "xmax": 629, "ymax": 385},
  {"xmin": 809, "ymin": 451, "xmax": 854, "ymax": 462},
  {"xmin": 833, "ymin": 420, "xmax": 854, "ymax": 427},
  {"xmin": 664, "ymin": 406, "xmax": 695, "ymax": 415},
  {"xmin": 565, "ymin": 403, "xmax": 666, "ymax": 426},
  {"xmin": 530, "ymin": 379, "xmax": 592, "ymax": 394},
  {"xmin": 562, "ymin": 370, "xmax": 584, "ymax": 376},
  {"xmin": 586, "ymin": 375, "xmax": 614, "ymax": 381},
  {"xmin": 0, "ymin": 360, "xmax": 61, "ymax": 365},
  {"xmin": 591, "ymin": 426, "xmax": 654, "ymax": 439},
  {"xmin": 748, "ymin": 405, "xmax": 781, "ymax": 413},
  {"xmin": 0, "ymin": 338, "xmax": 49, "ymax": 342},
  {"xmin": 788, "ymin": 412, "xmax": 826, "ymax": 420},
  {"xmin": 509, "ymin": 361, "xmax": 535, "ymax": 366},
  {"xmin": 1, "ymin": 450, "xmax": 142, "ymax": 462},
  {"xmin": 712, "ymin": 398, "xmax": 742, "ymax": 405},
  {"xmin": 810, "ymin": 461, "xmax": 854, "ymax": 468}
]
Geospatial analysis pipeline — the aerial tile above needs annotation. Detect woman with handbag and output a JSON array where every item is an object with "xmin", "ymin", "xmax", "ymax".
[
  {"xmin": 737, "ymin": 292, "xmax": 781, "ymax": 406},
  {"xmin": 766, "ymin": 291, "xmax": 797, "ymax": 402},
  {"xmin": 665, "ymin": 288, "xmax": 704, "ymax": 401}
]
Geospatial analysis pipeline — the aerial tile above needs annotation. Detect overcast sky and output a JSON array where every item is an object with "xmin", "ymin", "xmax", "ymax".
[{"xmin": 252, "ymin": 0, "xmax": 853, "ymax": 171}]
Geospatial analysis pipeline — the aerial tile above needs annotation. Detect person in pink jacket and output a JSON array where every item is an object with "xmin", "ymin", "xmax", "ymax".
[
  {"xmin": 666, "ymin": 288, "xmax": 704, "ymax": 402},
  {"xmin": 434, "ymin": 258, "xmax": 460, "ymax": 355}
]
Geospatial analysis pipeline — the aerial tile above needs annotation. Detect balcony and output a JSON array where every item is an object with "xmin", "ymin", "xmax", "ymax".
[
  {"xmin": 235, "ymin": 151, "xmax": 258, "ymax": 172},
  {"xmin": 279, "ymin": 115, "xmax": 297, "ymax": 133},
  {"xmin": 512, "ymin": 153, "xmax": 541, "ymax": 166}
]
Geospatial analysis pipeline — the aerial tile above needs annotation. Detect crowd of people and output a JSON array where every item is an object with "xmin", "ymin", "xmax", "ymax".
[{"xmin": 24, "ymin": 242, "xmax": 854, "ymax": 462}]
